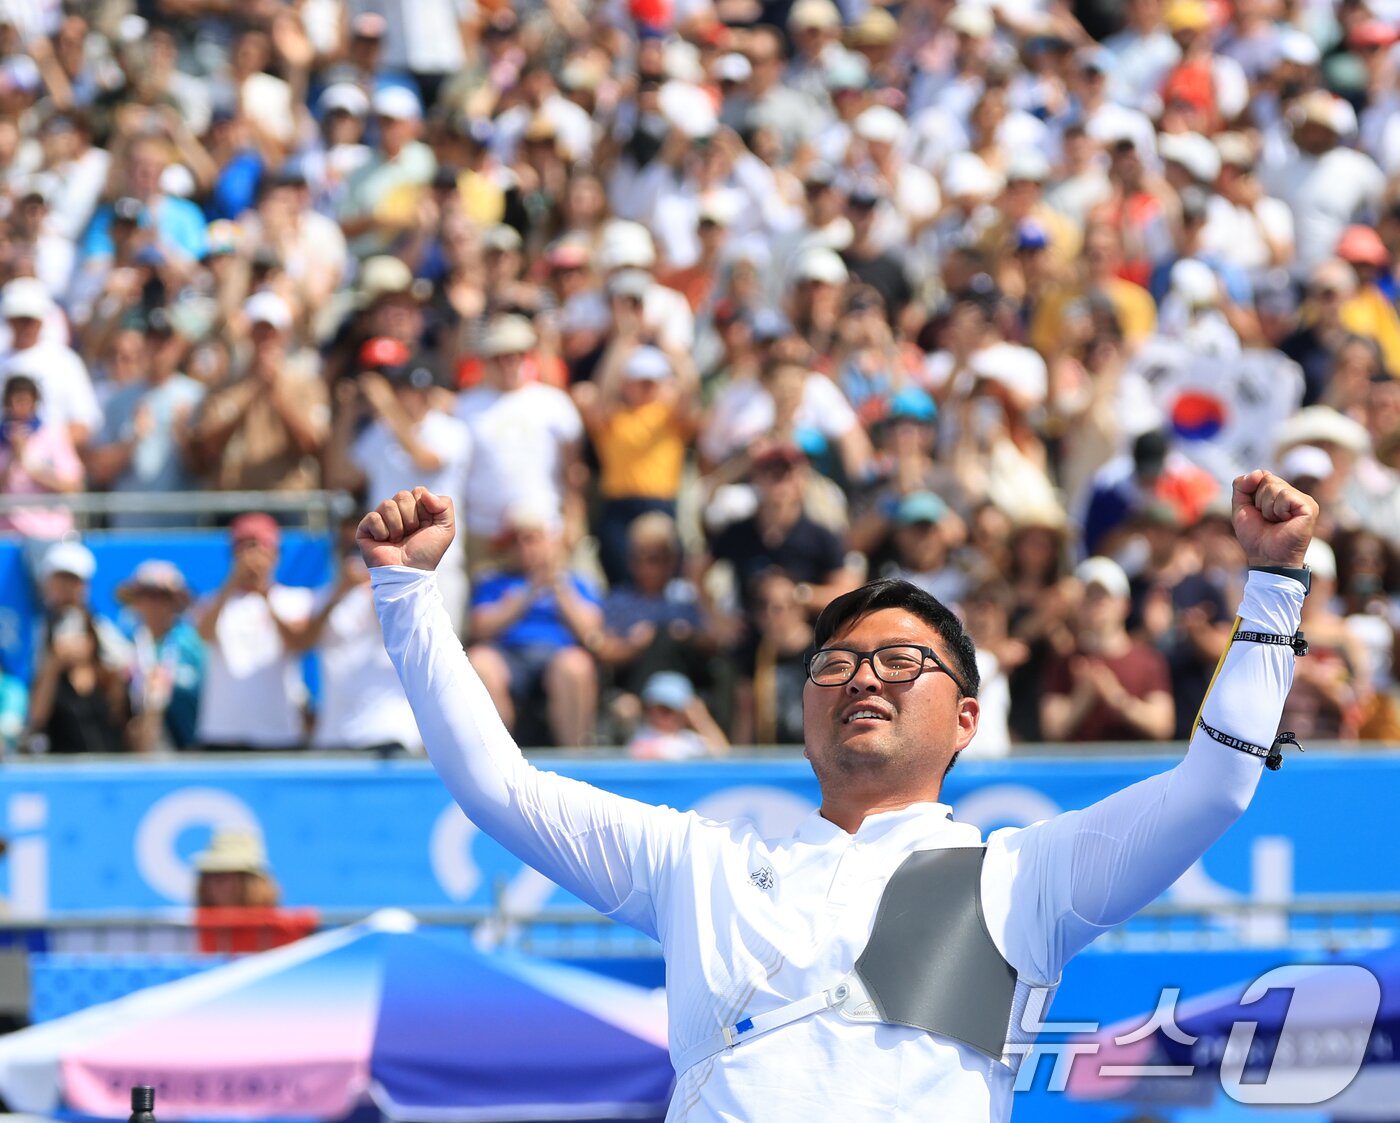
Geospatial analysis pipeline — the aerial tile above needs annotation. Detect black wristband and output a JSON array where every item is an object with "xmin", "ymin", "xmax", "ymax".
[
  {"xmin": 1248, "ymin": 564, "xmax": 1311, "ymax": 595},
  {"xmin": 1235, "ymin": 629, "xmax": 1309, "ymax": 657}
]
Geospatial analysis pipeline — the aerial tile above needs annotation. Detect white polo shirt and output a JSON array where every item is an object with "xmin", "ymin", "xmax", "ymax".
[{"xmin": 372, "ymin": 567, "xmax": 1303, "ymax": 1121}]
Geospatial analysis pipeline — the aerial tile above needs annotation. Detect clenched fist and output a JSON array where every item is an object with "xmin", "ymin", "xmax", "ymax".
[
  {"xmin": 357, "ymin": 488, "xmax": 456, "ymax": 571},
  {"xmin": 1232, "ymin": 470, "xmax": 1319, "ymax": 569}
]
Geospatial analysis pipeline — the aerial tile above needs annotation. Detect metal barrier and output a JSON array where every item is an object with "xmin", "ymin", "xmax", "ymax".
[
  {"xmin": 0, "ymin": 489, "xmax": 357, "ymax": 531},
  {"xmin": 6, "ymin": 895, "xmax": 1399, "ymax": 958}
]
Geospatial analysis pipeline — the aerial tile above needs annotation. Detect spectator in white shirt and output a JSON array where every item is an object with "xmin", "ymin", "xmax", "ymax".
[
  {"xmin": 455, "ymin": 315, "xmax": 586, "ymax": 570},
  {"xmin": 1260, "ymin": 90, "xmax": 1386, "ymax": 274},
  {"xmin": 0, "ymin": 277, "xmax": 101, "ymax": 446},
  {"xmin": 328, "ymin": 358, "xmax": 472, "ymax": 631},
  {"xmin": 307, "ymin": 523, "xmax": 423, "ymax": 754},
  {"xmin": 194, "ymin": 513, "xmax": 315, "ymax": 751}
]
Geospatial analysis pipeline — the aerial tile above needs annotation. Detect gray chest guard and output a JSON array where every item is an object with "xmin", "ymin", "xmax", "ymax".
[
  {"xmin": 672, "ymin": 845, "xmax": 1020, "ymax": 1074},
  {"xmin": 853, "ymin": 846, "xmax": 1017, "ymax": 1060}
]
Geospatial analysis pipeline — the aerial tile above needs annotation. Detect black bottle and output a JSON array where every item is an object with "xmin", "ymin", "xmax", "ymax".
[{"xmin": 129, "ymin": 1086, "xmax": 156, "ymax": 1123}]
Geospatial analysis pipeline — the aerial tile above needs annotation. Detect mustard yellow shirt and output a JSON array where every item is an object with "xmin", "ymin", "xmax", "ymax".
[
  {"xmin": 591, "ymin": 400, "xmax": 687, "ymax": 500},
  {"xmin": 1340, "ymin": 286, "xmax": 1400, "ymax": 378},
  {"xmin": 1029, "ymin": 279, "xmax": 1157, "ymax": 360}
]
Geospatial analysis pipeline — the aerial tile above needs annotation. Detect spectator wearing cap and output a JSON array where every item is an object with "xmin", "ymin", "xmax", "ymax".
[
  {"xmin": 840, "ymin": 179, "xmax": 914, "ymax": 320},
  {"xmin": 627, "ymin": 671, "xmax": 728, "ymax": 760},
  {"xmin": 193, "ymin": 293, "xmax": 329, "ymax": 492},
  {"xmin": 787, "ymin": 246, "xmax": 848, "ymax": 357},
  {"xmin": 656, "ymin": 195, "xmax": 737, "ymax": 315},
  {"xmin": 877, "ymin": 491, "xmax": 970, "ymax": 608},
  {"xmin": 769, "ymin": 163, "xmax": 851, "ymax": 306},
  {"xmin": 323, "ymin": 255, "xmax": 428, "ymax": 388},
  {"xmin": 480, "ymin": 223, "xmax": 553, "ymax": 323},
  {"xmin": 848, "ymin": 106, "xmax": 941, "ymax": 255},
  {"xmin": 596, "ymin": 221, "xmax": 695, "ymax": 353},
  {"xmin": 849, "ymin": 386, "xmax": 967, "ymax": 549},
  {"xmin": 810, "ymin": 59, "xmax": 871, "ymax": 169},
  {"xmin": 194, "ymin": 513, "xmax": 315, "ymax": 751},
  {"xmin": 339, "ymin": 84, "xmax": 436, "ymax": 254},
  {"xmin": 467, "ymin": 500, "xmax": 603, "ymax": 748},
  {"xmin": 0, "ymin": 373, "xmax": 83, "ymax": 540},
  {"xmin": 303, "ymin": 83, "xmax": 373, "ymax": 217},
  {"xmin": 703, "ymin": 442, "xmax": 859, "ymax": 622},
  {"xmin": 1041, "ymin": 556, "xmax": 1174, "ymax": 742},
  {"xmin": 81, "ymin": 134, "xmax": 208, "ymax": 265},
  {"xmin": 1200, "ymin": 132, "xmax": 1295, "ymax": 276},
  {"xmin": 785, "ymin": 0, "xmax": 844, "ymax": 104},
  {"xmin": 1148, "ymin": 187, "xmax": 1261, "ymax": 344},
  {"xmin": 977, "ymin": 148, "xmax": 1082, "ymax": 277},
  {"xmin": 1260, "ymin": 90, "xmax": 1385, "ymax": 273},
  {"xmin": 1336, "ymin": 225, "xmax": 1400, "ymax": 377},
  {"xmin": 455, "ymin": 315, "xmax": 587, "ymax": 570},
  {"xmin": 85, "ymin": 312, "xmax": 206, "ymax": 528},
  {"xmin": 118, "ymin": 560, "xmax": 205, "ymax": 752},
  {"xmin": 0, "ymin": 277, "xmax": 102, "ymax": 446},
  {"xmin": 574, "ymin": 337, "xmax": 701, "ymax": 587},
  {"xmin": 327, "ymin": 354, "xmax": 472, "ymax": 631},
  {"xmin": 303, "ymin": 519, "xmax": 422, "ymax": 754}
]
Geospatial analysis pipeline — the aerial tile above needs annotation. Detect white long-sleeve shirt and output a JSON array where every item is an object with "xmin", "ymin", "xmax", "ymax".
[{"xmin": 372, "ymin": 567, "xmax": 1304, "ymax": 1122}]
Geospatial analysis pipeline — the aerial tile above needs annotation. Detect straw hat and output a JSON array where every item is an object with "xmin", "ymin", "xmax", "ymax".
[{"xmin": 194, "ymin": 830, "xmax": 269, "ymax": 875}]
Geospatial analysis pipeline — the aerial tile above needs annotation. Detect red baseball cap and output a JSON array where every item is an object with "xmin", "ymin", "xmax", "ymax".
[
  {"xmin": 1351, "ymin": 20, "xmax": 1399, "ymax": 49},
  {"xmin": 358, "ymin": 336, "xmax": 411, "ymax": 370},
  {"xmin": 1336, "ymin": 224, "xmax": 1389, "ymax": 267},
  {"xmin": 230, "ymin": 512, "xmax": 280, "ymax": 550}
]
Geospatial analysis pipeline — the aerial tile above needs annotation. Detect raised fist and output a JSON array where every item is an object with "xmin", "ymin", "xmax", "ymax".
[
  {"xmin": 1231, "ymin": 470, "xmax": 1319, "ymax": 569},
  {"xmin": 356, "ymin": 488, "xmax": 456, "ymax": 571}
]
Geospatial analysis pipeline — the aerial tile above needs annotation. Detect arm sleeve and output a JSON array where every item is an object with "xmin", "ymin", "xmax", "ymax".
[
  {"xmin": 983, "ymin": 570, "xmax": 1304, "ymax": 984},
  {"xmin": 371, "ymin": 564, "xmax": 689, "ymax": 939}
]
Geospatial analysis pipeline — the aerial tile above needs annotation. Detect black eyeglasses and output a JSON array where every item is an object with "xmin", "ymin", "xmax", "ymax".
[{"xmin": 806, "ymin": 644, "xmax": 967, "ymax": 694}]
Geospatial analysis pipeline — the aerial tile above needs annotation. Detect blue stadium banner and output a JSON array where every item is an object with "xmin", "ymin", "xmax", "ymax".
[{"xmin": 0, "ymin": 754, "xmax": 1391, "ymax": 917}]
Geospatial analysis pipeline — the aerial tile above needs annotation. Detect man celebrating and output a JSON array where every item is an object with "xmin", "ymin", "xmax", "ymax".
[{"xmin": 359, "ymin": 471, "xmax": 1316, "ymax": 1121}]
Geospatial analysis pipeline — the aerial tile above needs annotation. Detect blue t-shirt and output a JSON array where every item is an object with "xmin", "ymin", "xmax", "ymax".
[
  {"xmin": 472, "ymin": 573, "xmax": 602, "ymax": 651},
  {"xmin": 82, "ymin": 195, "xmax": 209, "ymax": 262},
  {"xmin": 208, "ymin": 150, "xmax": 265, "ymax": 222}
]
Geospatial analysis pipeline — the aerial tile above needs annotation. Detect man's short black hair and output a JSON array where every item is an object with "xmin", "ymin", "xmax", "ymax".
[{"xmin": 813, "ymin": 578, "xmax": 980, "ymax": 700}]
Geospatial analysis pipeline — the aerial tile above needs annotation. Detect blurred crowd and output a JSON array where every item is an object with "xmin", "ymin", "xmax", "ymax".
[{"xmin": 1, "ymin": 0, "xmax": 1399, "ymax": 754}]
